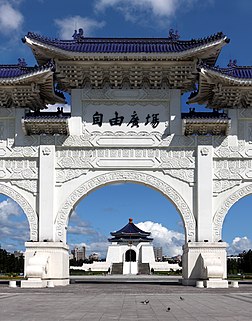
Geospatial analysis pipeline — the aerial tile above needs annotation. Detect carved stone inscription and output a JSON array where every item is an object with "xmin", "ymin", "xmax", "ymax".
[{"xmin": 83, "ymin": 104, "xmax": 168, "ymax": 135}]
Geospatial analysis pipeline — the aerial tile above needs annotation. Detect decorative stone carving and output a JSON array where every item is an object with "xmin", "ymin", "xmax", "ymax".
[
  {"xmin": 163, "ymin": 169, "xmax": 194, "ymax": 184},
  {"xmin": 213, "ymin": 184, "xmax": 252, "ymax": 241},
  {"xmin": 82, "ymin": 88, "xmax": 171, "ymax": 101},
  {"xmin": 0, "ymin": 108, "xmax": 15, "ymax": 118},
  {"xmin": 214, "ymin": 159, "xmax": 250, "ymax": 180},
  {"xmin": 200, "ymin": 147, "xmax": 209, "ymax": 156},
  {"xmin": 238, "ymin": 109, "xmax": 252, "ymax": 119},
  {"xmin": 40, "ymin": 135, "xmax": 55, "ymax": 145},
  {"xmin": 214, "ymin": 137, "xmax": 245, "ymax": 158},
  {"xmin": 59, "ymin": 135, "xmax": 92, "ymax": 147},
  {"xmin": 0, "ymin": 183, "xmax": 37, "ymax": 240},
  {"xmin": 57, "ymin": 150, "xmax": 93, "ymax": 169},
  {"xmin": 2, "ymin": 160, "xmax": 38, "ymax": 179},
  {"xmin": 42, "ymin": 147, "xmax": 51, "ymax": 156},
  {"xmin": 213, "ymin": 180, "xmax": 241, "ymax": 194},
  {"xmin": 23, "ymin": 135, "xmax": 39, "ymax": 147},
  {"xmin": 55, "ymin": 171, "xmax": 196, "ymax": 242},
  {"xmin": 10, "ymin": 146, "xmax": 38, "ymax": 158},
  {"xmin": 160, "ymin": 149, "xmax": 195, "ymax": 168},
  {"xmin": 56, "ymin": 169, "xmax": 89, "ymax": 183},
  {"xmin": 11, "ymin": 180, "xmax": 38, "ymax": 194}
]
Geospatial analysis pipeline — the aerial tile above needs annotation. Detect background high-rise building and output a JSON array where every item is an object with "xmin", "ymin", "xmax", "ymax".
[
  {"xmin": 73, "ymin": 246, "xmax": 86, "ymax": 261},
  {"xmin": 153, "ymin": 247, "xmax": 162, "ymax": 261}
]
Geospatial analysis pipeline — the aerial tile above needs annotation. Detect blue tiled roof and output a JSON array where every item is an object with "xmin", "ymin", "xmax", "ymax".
[
  {"xmin": 110, "ymin": 218, "xmax": 151, "ymax": 238},
  {"xmin": 24, "ymin": 31, "xmax": 228, "ymax": 54},
  {"xmin": 0, "ymin": 65, "xmax": 35, "ymax": 78},
  {"xmin": 0, "ymin": 61, "xmax": 54, "ymax": 79},
  {"xmin": 201, "ymin": 64, "xmax": 252, "ymax": 79}
]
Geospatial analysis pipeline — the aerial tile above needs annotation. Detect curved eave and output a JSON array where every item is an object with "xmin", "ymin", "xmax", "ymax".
[
  {"xmin": 0, "ymin": 68, "xmax": 54, "ymax": 85},
  {"xmin": 0, "ymin": 68, "xmax": 65, "ymax": 107},
  {"xmin": 24, "ymin": 36, "xmax": 228, "ymax": 65},
  {"xmin": 200, "ymin": 67, "xmax": 252, "ymax": 85},
  {"xmin": 188, "ymin": 67, "xmax": 252, "ymax": 106}
]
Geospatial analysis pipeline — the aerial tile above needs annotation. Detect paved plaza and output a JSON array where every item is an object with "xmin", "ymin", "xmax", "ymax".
[{"xmin": 0, "ymin": 280, "xmax": 252, "ymax": 321}]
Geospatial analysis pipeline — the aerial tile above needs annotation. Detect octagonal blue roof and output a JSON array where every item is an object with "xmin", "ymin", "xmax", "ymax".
[{"xmin": 109, "ymin": 218, "xmax": 153, "ymax": 243}]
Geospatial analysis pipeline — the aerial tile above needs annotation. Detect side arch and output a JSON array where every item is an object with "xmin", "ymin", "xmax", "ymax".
[
  {"xmin": 55, "ymin": 170, "xmax": 195, "ymax": 242},
  {"xmin": 0, "ymin": 183, "xmax": 38, "ymax": 241},
  {"xmin": 213, "ymin": 184, "xmax": 252, "ymax": 242}
]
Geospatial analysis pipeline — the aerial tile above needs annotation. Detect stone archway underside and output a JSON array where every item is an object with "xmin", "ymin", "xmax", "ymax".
[
  {"xmin": 213, "ymin": 184, "xmax": 252, "ymax": 242},
  {"xmin": 55, "ymin": 171, "xmax": 196, "ymax": 242},
  {"xmin": 0, "ymin": 183, "xmax": 38, "ymax": 241}
]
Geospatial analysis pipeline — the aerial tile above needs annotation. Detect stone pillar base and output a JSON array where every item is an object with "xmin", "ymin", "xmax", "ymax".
[
  {"xmin": 22, "ymin": 242, "xmax": 69, "ymax": 288},
  {"xmin": 204, "ymin": 279, "xmax": 228, "ymax": 288},
  {"xmin": 21, "ymin": 278, "xmax": 47, "ymax": 288},
  {"xmin": 182, "ymin": 241, "xmax": 227, "ymax": 287}
]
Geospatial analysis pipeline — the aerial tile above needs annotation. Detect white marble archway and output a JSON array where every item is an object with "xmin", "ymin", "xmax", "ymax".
[
  {"xmin": 55, "ymin": 170, "xmax": 196, "ymax": 243},
  {"xmin": 0, "ymin": 183, "xmax": 38, "ymax": 241}
]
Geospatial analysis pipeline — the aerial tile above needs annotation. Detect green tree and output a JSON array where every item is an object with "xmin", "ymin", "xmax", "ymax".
[{"xmin": 0, "ymin": 249, "xmax": 24, "ymax": 274}]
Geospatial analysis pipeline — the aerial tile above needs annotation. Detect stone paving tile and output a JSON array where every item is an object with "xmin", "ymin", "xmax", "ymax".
[{"xmin": 0, "ymin": 283, "xmax": 252, "ymax": 321}]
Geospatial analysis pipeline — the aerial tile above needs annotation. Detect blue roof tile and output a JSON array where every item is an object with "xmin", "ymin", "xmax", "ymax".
[
  {"xmin": 110, "ymin": 218, "xmax": 151, "ymax": 239},
  {"xmin": 201, "ymin": 64, "xmax": 252, "ymax": 79},
  {"xmin": 24, "ymin": 31, "xmax": 228, "ymax": 54},
  {"xmin": 0, "ymin": 65, "xmax": 33, "ymax": 78},
  {"xmin": 0, "ymin": 61, "xmax": 54, "ymax": 79}
]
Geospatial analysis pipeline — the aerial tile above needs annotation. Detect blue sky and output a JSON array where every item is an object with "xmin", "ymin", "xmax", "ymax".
[{"xmin": 0, "ymin": 0, "xmax": 252, "ymax": 257}]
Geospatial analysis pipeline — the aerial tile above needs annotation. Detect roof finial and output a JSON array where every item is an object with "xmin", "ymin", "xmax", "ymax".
[
  {"xmin": 129, "ymin": 218, "xmax": 133, "ymax": 223},
  {"xmin": 227, "ymin": 59, "xmax": 237, "ymax": 68},
  {"xmin": 17, "ymin": 58, "xmax": 27, "ymax": 67},
  {"xmin": 72, "ymin": 28, "xmax": 84, "ymax": 42},
  {"xmin": 168, "ymin": 28, "xmax": 180, "ymax": 41}
]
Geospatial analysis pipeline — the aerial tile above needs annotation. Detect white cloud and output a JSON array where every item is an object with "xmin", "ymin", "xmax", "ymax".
[
  {"xmin": 96, "ymin": 0, "xmax": 178, "ymax": 16},
  {"xmin": 227, "ymin": 236, "xmax": 252, "ymax": 255},
  {"xmin": 54, "ymin": 16, "xmax": 105, "ymax": 39},
  {"xmin": 0, "ymin": 198, "xmax": 22, "ymax": 223},
  {"xmin": 136, "ymin": 221, "xmax": 184, "ymax": 257},
  {"xmin": 0, "ymin": 198, "xmax": 29, "ymax": 250},
  {"xmin": 95, "ymin": 0, "xmax": 203, "ymax": 24},
  {"xmin": 0, "ymin": 1, "xmax": 24, "ymax": 34}
]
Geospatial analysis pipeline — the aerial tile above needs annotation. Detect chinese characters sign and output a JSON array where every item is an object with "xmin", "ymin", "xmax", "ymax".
[
  {"xmin": 93, "ymin": 111, "xmax": 160, "ymax": 128},
  {"xmin": 84, "ymin": 105, "xmax": 167, "ymax": 134}
]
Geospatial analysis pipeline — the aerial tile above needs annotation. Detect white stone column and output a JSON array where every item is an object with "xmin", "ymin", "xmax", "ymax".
[
  {"xmin": 39, "ymin": 145, "xmax": 55, "ymax": 241},
  {"xmin": 68, "ymin": 89, "xmax": 82, "ymax": 135},
  {"xmin": 169, "ymin": 89, "xmax": 182, "ymax": 135},
  {"xmin": 15, "ymin": 108, "xmax": 25, "ymax": 145},
  {"xmin": 196, "ymin": 145, "xmax": 213, "ymax": 242}
]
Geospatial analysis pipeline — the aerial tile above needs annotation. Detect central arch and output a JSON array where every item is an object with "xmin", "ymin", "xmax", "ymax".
[{"xmin": 55, "ymin": 170, "xmax": 195, "ymax": 242}]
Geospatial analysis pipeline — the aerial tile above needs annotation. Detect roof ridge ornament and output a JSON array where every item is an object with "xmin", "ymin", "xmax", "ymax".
[
  {"xmin": 227, "ymin": 59, "xmax": 238, "ymax": 68},
  {"xmin": 72, "ymin": 28, "xmax": 84, "ymax": 42},
  {"xmin": 167, "ymin": 28, "xmax": 180, "ymax": 41},
  {"xmin": 17, "ymin": 58, "xmax": 27, "ymax": 67}
]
